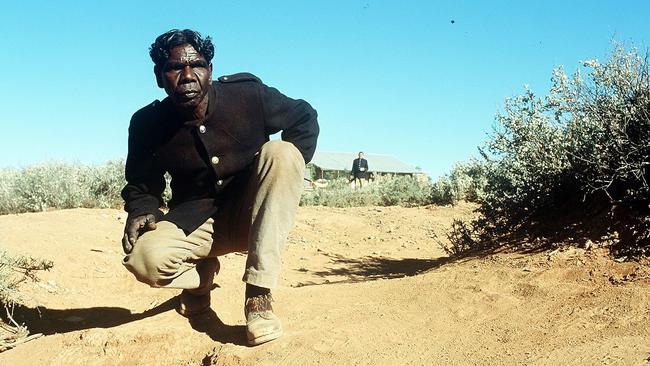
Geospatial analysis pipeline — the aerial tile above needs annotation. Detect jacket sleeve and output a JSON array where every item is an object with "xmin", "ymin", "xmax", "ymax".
[
  {"xmin": 120, "ymin": 115, "xmax": 166, "ymax": 221},
  {"xmin": 259, "ymin": 83, "xmax": 319, "ymax": 163}
]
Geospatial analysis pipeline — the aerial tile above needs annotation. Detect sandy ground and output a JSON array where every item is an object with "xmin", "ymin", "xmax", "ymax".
[{"xmin": 0, "ymin": 204, "xmax": 649, "ymax": 365}]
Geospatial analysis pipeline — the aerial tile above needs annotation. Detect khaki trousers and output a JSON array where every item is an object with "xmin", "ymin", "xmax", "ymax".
[{"xmin": 122, "ymin": 140, "xmax": 305, "ymax": 290}]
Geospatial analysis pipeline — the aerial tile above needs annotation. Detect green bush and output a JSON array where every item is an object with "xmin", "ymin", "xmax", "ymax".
[
  {"xmin": 449, "ymin": 44, "xmax": 650, "ymax": 257},
  {"xmin": 555, "ymin": 51, "xmax": 650, "ymax": 204},
  {"xmin": 301, "ymin": 175, "xmax": 432, "ymax": 207},
  {"xmin": 479, "ymin": 87, "xmax": 573, "ymax": 228}
]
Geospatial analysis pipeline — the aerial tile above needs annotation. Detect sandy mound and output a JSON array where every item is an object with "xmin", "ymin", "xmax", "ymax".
[{"xmin": 0, "ymin": 204, "xmax": 648, "ymax": 365}]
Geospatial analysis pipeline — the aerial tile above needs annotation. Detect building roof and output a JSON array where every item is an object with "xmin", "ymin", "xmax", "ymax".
[{"xmin": 309, "ymin": 151, "xmax": 420, "ymax": 174}]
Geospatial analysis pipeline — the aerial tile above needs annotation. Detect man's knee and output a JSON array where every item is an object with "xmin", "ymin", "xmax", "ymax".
[
  {"xmin": 259, "ymin": 141, "xmax": 305, "ymax": 171},
  {"xmin": 123, "ymin": 238, "xmax": 183, "ymax": 287}
]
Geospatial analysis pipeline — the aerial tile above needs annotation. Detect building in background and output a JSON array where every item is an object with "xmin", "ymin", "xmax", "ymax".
[{"xmin": 306, "ymin": 151, "xmax": 427, "ymax": 186}]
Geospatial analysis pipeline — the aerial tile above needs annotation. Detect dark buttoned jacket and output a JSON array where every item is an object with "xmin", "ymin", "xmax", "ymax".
[
  {"xmin": 121, "ymin": 73, "xmax": 319, "ymax": 234},
  {"xmin": 352, "ymin": 158, "xmax": 369, "ymax": 178}
]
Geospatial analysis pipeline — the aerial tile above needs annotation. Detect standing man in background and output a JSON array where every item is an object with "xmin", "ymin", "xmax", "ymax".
[
  {"xmin": 120, "ymin": 29, "xmax": 319, "ymax": 346},
  {"xmin": 351, "ymin": 151, "xmax": 369, "ymax": 188}
]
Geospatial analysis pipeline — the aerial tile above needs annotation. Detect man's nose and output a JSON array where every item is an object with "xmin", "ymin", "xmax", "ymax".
[{"xmin": 180, "ymin": 65, "xmax": 196, "ymax": 82}]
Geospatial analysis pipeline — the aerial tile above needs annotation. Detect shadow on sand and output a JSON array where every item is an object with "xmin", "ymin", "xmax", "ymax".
[
  {"xmin": 293, "ymin": 253, "xmax": 467, "ymax": 287},
  {"xmin": 187, "ymin": 309, "xmax": 246, "ymax": 345},
  {"xmin": 2, "ymin": 295, "xmax": 247, "ymax": 346}
]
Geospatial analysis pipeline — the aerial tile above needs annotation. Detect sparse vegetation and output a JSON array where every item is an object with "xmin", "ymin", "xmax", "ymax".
[
  {"xmin": 300, "ymin": 175, "xmax": 432, "ymax": 207},
  {"xmin": 0, "ymin": 162, "xmax": 433, "ymax": 213},
  {"xmin": 0, "ymin": 161, "xmax": 125, "ymax": 215}
]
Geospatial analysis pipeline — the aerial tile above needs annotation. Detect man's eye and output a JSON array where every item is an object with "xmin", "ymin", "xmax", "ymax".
[{"xmin": 165, "ymin": 65, "xmax": 183, "ymax": 72}]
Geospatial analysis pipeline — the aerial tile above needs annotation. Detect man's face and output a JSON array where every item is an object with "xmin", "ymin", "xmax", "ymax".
[
  {"xmin": 359, "ymin": 153, "xmax": 364, "ymax": 159},
  {"xmin": 160, "ymin": 43, "xmax": 212, "ymax": 111}
]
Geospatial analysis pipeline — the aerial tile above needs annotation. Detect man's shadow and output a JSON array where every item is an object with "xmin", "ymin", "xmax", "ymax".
[
  {"xmin": 186, "ymin": 308, "xmax": 246, "ymax": 345},
  {"xmin": 3, "ymin": 295, "xmax": 247, "ymax": 346}
]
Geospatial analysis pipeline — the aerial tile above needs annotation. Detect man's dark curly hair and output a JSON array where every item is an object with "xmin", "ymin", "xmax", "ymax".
[{"xmin": 149, "ymin": 29, "xmax": 215, "ymax": 68}]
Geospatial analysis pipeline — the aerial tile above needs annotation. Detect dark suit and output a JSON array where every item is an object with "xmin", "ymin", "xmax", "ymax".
[
  {"xmin": 351, "ymin": 158, "xmax": 369, "ymax": 179},
  {"xmin": 121, "ymin": 73, "xmax": 319, "ymax": 234}
]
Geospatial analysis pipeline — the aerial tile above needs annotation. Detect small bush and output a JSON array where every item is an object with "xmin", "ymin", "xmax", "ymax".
[
  {"xmin": 441, "ymin": 219, "xmax": 480, "ymax": 256},
  {"xmin": 0, "ymin": 251, "xmax": 53, "ymax": 307},
  {"xmin": 0, "ymin": 250, "xmax": 53, "ymax": 352}
]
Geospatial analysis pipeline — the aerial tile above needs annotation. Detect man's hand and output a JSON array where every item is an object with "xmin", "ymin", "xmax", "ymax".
[{"xmin": 122, "ymin": 214, "xmax": 157, "ymax": 254}]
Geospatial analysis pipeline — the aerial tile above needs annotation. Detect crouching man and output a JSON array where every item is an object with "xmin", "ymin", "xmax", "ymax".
[{"xmin": 120, "ymin": 29, "xmax": 318, "ymax": 346}]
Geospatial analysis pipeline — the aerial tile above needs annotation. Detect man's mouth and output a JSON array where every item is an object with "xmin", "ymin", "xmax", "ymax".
[{"xmin": 178, "ymin": 91, "xmax": 199, "ymax": 100}]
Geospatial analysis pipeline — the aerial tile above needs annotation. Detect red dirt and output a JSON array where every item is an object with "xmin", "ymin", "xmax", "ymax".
[{"xmin": 0, "ymin": 204, "xmax": 649, "ymax": 365}]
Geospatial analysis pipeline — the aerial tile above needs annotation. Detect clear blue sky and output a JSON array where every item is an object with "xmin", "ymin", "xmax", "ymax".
[{"xmin": 1, "ymin": 1, "xmax": 649, "ymax": 178}]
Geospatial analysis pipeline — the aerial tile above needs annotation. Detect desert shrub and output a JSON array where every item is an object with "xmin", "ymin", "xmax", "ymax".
[
  {"xmin": 478, "ymin": 87, "xmax": 574, "ymax": 228},
  {"xmin": 300, "ymin": 178, "xmax": 369, "ymax": 207},
  {"xmin": 0, "ymin": 251, "xmax": 53, "ymax": 307},
  {"xmin": 301, "ymin": 175, "xmax": 431, "ymax": 207},
  {"xmin": 7, "ymin": 163, "xmax": 92, "ymax": 212},
  {"xmin": 449, "ymin": 44, "xmax": 650, "ymax": 257},
  {"xmin": 86, "ymin": 160, "xmax": 126, "ymax": 208},
  {"xmin": 555, "ymin": 52, "xmax": 650, "ymax": 204},
  {"xmin": 431, "ymin": 160, "xmax": 488, "ymax": 205},
  {"xmin": 429, "ymin": 175, "xmax": 455, "ymax": 205},
  {"xmin": 0, "ymin": 160, "xmax": 126, "ymax": 215},
  {"xmin": 375, "ymin": 175, "xmax": 432, "ymax": 206},
  {"xmin": 0, "ymin": 250, "xmax": 53, "ymax": 352},
  {"xmin": 0, "ymin": 170, "xmax": 21, "ymax": 214},
  {"xmin": 441, "ymin": 219, "xmax": 482, "ymax": 256}
]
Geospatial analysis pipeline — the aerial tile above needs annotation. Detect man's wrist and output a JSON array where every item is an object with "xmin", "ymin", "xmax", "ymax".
[{"xmin": 126, "ymin": 208, "xmax": 163, "ymax": 222}]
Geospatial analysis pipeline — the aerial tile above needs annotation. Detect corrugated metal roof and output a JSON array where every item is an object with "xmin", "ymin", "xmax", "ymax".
[{"xmin": 309, "ymin": 151, "xmax": 420, "ymax": 174}]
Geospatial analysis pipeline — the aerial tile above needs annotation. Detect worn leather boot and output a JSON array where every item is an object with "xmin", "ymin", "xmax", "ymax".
[
  {"xmin": 176, "ymin": 258, "xmax": 220, "ymax": 317},
  {"xmin": 245, "ymin": 293, "xmax": 282, "ymax": 346}
]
